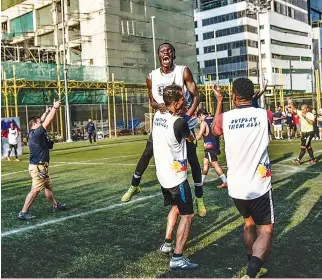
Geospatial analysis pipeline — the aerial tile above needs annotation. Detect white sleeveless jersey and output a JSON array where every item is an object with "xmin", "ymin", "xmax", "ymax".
[
  {"xmin": 150, "ymin": 65, "xmax": 198, "ymax": 129},
  {"xmin": 8, "ymin": 128, "xmax": 18, "ymax": 145},
  {"xmin": 223, "ymin": 107, "xmax": 271, "ymax": 200},
  {"xmin": 152, "ymin": 111, "xmax": 187, "ymax": 189}
]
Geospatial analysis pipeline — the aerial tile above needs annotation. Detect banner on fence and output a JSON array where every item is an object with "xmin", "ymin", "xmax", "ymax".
[{"xmin": 1, "ymin": 117, "xmax": 23, "ymax": 159}]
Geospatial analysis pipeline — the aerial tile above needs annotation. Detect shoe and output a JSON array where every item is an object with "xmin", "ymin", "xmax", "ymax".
[
  {"xmin": 159, "ymin": 241, "xmax": 173, "ymax": 254},
  {"xmin": 309, "ymin": 159, "xmax": 317, "ymax": 164},
  {"xmin": 217, "ymin": 182, "xmax": 228, "ymax": 189},
  {"xmin": 121, "ymin": 186, "xmax": 141, "ymax": 202},
  {"xmin": 15, "ymin": 158, "xmax": 20, "ymax": 161},
  {"xmin": 53, "ymin": 203, "xmax": 66, "ymax": 212},
  {"xmin": 195, "ymin": 197, "xmax": 206, "ymax": 217},
  {"xmin": 7, "ymin": 157, "xmax": 11, "ymax": 161},
  {"xmin": 292, "ymin": 159, "xmax": 301, "ymax": 165},
  {"xmin": 256, "ymin": 265, "xmax": 268, "ymax": 278},
  {"xmin": 18, "ymin": 211, "xmax": 34, "ymax": 220},
  {"xmin": 170, "ymin": 256, "xmax": 199, "ymax": 270}
]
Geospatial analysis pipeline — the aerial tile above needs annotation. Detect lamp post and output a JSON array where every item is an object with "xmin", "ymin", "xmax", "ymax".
[{"xmin": 247, "ymin": 0, "xmax": 271, "ymax": 108}]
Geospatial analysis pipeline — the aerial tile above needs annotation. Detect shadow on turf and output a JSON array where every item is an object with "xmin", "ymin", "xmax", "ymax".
[
  {"xmin": 157, "ymin": 162, "xmax": 322, "ymax": 278},
  {"xmin": 270, "ymin": 152, "xmax": 293, "ymax": 164}
]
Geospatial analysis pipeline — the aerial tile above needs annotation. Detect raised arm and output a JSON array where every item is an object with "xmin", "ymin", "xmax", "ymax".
[
  {"xmin": 253, "ymin": 82, "xmax": 268, "ymax": 100},
  {"xmin": 146, "ymin": 75, "xmax": 167, "ymax": 113},
  {"xmin": 211, "ymin": 85, "xmax": 224, "ymax": 136},
  {"xmin": 40, "ymin": 106, "xmax": 50, "ymax": 122},
  {"xmin": 183, "ymin": 67, "xmax": 199, "ymax": 117},
  {"xmin": 42, "ymin": 100, "xmax": 61, "ymax": 130}
]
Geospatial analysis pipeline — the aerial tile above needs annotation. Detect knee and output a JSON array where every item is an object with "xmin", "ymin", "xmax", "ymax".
[
  {"xmin": 244, "ymin": 218, "xmax": 255, "ymax": 230},
  {"xmin": 30, "ymin": 188, "xmax": 40, "ymax": 196},
  {"xmin": 258, "ymin": 224, "xmax": 274, "ymax": 237}
]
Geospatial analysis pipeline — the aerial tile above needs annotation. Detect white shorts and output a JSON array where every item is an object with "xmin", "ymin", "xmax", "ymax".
[{"xmin": 274, "ymin": 124, "xmax": 282, "ymax": 132}]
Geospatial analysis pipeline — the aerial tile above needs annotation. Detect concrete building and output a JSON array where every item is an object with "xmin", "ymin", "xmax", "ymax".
[
  {"xmin": 310, "ymin": 0, "xmax": 322, "ymax": 78},
  {"xmin": 194, "ymin": 0, "xmax": 313, "ymax": 93},
  {"xmin": 1, "ymin": 0, "xmax": 198, "ymax": 83}
]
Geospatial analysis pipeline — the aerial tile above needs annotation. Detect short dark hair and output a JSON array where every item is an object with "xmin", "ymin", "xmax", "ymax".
[
  {"xmin": 163, "ymin": 85, "xmax": 183, "ymax": 106},
  {"xmin": 157, "ymin": 43, "xmax": 176, "ymax": 57},
  {"xmin": 28, "ymin": 116, "xmax": 41, "ymax": 128},
  {"xmin": 232, "ymin": 78, "xmax": 254, "ymax": 101},
  {"xmin": 197, "ymin": 108, "xmax": 208, "ymax": 117}
]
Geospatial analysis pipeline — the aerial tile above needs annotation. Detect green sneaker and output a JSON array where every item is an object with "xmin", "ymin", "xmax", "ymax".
[
  {"xmin": 121, "ymin": 186, "xmax": 141, "ymax": 202},
  {"xmin": 195, "ymin": 197, "xmax": 206, "ymax": 217}
]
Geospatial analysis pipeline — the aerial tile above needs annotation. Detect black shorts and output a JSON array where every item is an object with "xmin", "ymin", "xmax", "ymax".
[
  {"xmin": 204, "ymin": 149, "xmax": 219, "ymax": 162},
  {"xmin": 161, "ymin": 179, "xmax": 193, "ymax": 215},
  {"xmin": 287, "ymin": 123, "xmax": 295, "ymax": 130},
  {"xmin": 301, "ymin": 132, "xmax": 314, "ymax": 148},
  {"xmin": 9, "ymin": 144, "xmax": 17, "ymax": 149},
  {"xmin": 232, "ymin": 190, "xmax": 275, "ymax": 225}
]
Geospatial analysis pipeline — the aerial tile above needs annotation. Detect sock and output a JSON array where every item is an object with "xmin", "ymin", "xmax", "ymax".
[
  {"xmin": 247, "ymin": 254, "xmax": 252, "ymax": 262},
  {"xmin": 165, "ymin": 239, "xmax": 172, "ymax": 243},
  {"xmin": 131, "ymin": 174, "xmax": 141, "ymax": 187},
  {"xmin": 219, "ymin": 174, "xmax": 227, "ymax": 183},
  {"xmin": 194, "ymin": 186, "xmax": 203, "ymax": 198},
  {"xmin": 298, "ymin": 148, "xmax": 306, "ymax": 161},
  {"xmin": 202, "ymin": 174, "xmax": 206, "ymax": 184},
  {"xmin": 173, "ymin": 253, "xmax": 183, "ymax": 258},
  {"xmin": 307, "ymin": 148, "xmax": 315, "ymax": 160},
  {"xmin": 247, "ymin": 256, "xmax": 263, "ymax": 278}
]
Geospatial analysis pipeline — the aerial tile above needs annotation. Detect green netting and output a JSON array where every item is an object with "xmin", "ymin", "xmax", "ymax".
[
  {"xmin": 10, "ymin": 12, "xmax": 33, "ymax": 35},
  {"xmin": 2, "ymin": 62, "xmax": 106, "ymax": 82}
]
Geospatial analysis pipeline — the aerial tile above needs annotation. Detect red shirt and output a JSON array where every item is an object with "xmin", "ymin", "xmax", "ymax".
[{"xmin": 293, "ymin": 113, "xmax": 300, "ymax": 125}]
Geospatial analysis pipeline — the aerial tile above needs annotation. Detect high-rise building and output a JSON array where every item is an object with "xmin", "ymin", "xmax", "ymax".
[
  {"xmin": 194, "ymin": 0, "xmax": 313, "ymax": 93},
  {"xmin": 1, "ymin": 0, "xmax": 197, "ymax": 83}
]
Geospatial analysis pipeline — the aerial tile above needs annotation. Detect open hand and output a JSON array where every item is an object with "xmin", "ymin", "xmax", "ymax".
[
  {"xmin": 53, "ymin": 99, "xmax": 61, "ymax": 109},
  {"xmin": 211, "ymin": 84, "xmax": 223, "ymax": 102}
]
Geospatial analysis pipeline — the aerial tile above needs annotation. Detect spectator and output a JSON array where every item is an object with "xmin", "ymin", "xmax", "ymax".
[
  {"xmin": 7, "ymin": 122, "xmax": 20, "ymax": 161},
  {"xmin": 86, "ymin": 119, "xmax": 96, "ymax": 144},
  {"xmin": 273, "ymin": 106, "xmax": 284, "ymax": 139},
  {"xmin": 285, "ymin": 106, "xmax": 295, "ymax": 140},
  {"xmin": 317, "ymin": 108, "xmax": 322, "ymax": 140},
  {"xmin": 292, "ymin": 111, "xmax": 300, "ymax": 138}
]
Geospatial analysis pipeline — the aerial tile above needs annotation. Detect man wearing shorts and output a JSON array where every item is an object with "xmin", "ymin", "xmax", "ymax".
[
  {"xmin": 287, "ymin": 99, "xmax": 317, "ymax": 164},
  {"xmin": 212, "ymin": 78, "xmax": 274, "ymax": 278},
  {"xmin": 18, "ymin": 100, "xmax": 66, "ymax": 220},
  {"xmin": 273, "ymin": 106, "xmax": 284, "ymax": 139},
  {"xmin": 7, "ymin": 122, "xmax": 20, "ymax": 161},
  {"xmin": 153, "ymin": 84, "xmax": 198, "ymax": 270},
  {"xmin": 196, "ymin": 108, "xmax": 227, "ymax": 188}
]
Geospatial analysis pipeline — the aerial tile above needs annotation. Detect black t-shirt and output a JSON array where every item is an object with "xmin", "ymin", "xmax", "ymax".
[
  {"xmin": 28, "ymin": 125, "xmax": 50, "ymax": 164},
  {"xmin": 173, "ymin": 118, "xmax": 190, "ymax": 143},
  {"xmin": 87, "ymin": 123, "xmax": 95, "ymax": 133},
  {"xmin": 286, "ymin": 112, "xmax": 293, "ymax": 125}
]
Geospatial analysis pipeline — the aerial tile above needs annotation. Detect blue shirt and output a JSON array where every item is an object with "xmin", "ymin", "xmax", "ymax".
[
  {"xmin": 28, "ymin": 125, "xmax": 50, "ymax": 164},
  {"xmin": 273, "ymin": 112, "xmax": 283, "ymax": 125},
  {"xmin": 87, "ymin": 122, "xmax": 95, "ymax": 133}
]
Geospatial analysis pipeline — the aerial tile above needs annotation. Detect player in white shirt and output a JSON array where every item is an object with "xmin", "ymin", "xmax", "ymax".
[
  {"xmin": 7, "ymin": 122, "xmax": 20, "ymax": 161},
  {"xmin": 153, "ymin": 84, "xmax": 198, "ymax": 270},
  {"xmin": 212, "ymin": 78, "xmax": 274, "ymax": 278},
  {"xmin": 121, "ymin": 43, "xmax": 206, "ymax": 217}
]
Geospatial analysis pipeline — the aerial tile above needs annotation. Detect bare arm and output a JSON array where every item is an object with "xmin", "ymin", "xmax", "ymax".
[
  {"xmin": 211, "ymin": 85, "xmax": 223, "ymax": 135},
  {"xmin": 146, "ymin": 75, "xmax": 167, "ymax": 112},
  {"xmin": 40, "ymin": 107, "xmax": 50, "ymax": 122},
  {"xmin": 183, "ymin": 67, "xmax": 199, "ymax": 117},
  {"xmin": 286, "ymin": 97, "xmax": 297, "ymax": 113},
  {"xmin": 196, "ymin": 122, "xmax": 206, "ymax": 141},
  {"xmin": 253, "ymin": 82, "xmax": 268, "ymax": 100},
  {"xmin": 42, "ymin": 100, "xmax": 61, "ymax": 129}
]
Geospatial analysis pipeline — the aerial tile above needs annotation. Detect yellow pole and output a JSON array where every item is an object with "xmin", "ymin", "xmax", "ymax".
[
  {"xmin": 112, "ymin": 73, "xmax": 117, "ymax": 138},
  {"xmin": 2, "ymin": 69, "xmax": 9, "ymax": 118},
  {"xmin": 316, "ymin": 69, "xmax": 321, "ymax": 110},
  {"xmin": 125, "ymin": 88, "xmax": 129, "ymax": 129},
  {"xmin": 107, "ymin": 75, "xmax": 112, "ymax": 138},
  {"xmin": 13, "ymin": 64, "xmax": 18, "ymax": 117},
  {"xmin": 121, "ymin": 87, "xmax": 125, "ymax": 128},
  {"xmin": 56, "ymin": 112, "xmax": 59, "ymax": 133},
  {"xmin": 228, "ymin": 83, "xmax": 232, "ymax": 110}
]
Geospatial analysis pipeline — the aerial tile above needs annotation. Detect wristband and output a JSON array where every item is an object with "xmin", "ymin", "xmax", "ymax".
[{"xmin": 183, "ymin": 114, "xmax": 190, "ymax": 122}]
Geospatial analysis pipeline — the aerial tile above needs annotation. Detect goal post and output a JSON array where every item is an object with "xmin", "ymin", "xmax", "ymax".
[{"xmin": 144, "ymin": 112, "xmax": 154, "ymax": 134}]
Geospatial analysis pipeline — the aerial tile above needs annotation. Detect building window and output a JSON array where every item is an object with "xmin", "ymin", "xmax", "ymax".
[
  {"xmin": 301, "ymin": 56, "xmax": 312, "ymax": 61},
  {"xmin": 270, "ymin": 25, "xmax": 308, "ymax": 37},
  {"xmin": 196, "ymin": 48, "xmax": 199, "ymax": 55},
  {"xmin": 260, "ymin": 25, "xmax": 264, "ymax": 29},
  {"xmin": 203, "ymin": 31, "xmax": 214, "ymax": 40},
  {"xmin": 195, "ymin": 34, "xmax": 198, "ymax": 41},
  {"xmin": 194, "ymin": 21, "xmax": 198, "ymax": 28},
  {"xmin": 271, "ymin": 39, "xmax": 311, "ymax": 49}
]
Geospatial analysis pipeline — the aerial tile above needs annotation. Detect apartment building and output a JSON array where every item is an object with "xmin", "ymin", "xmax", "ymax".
[
  {"xmin": 194, "ymin": 0, "xmax": 313, "ymax": 93},
  {"xmin": 1, "ymin": 0, "xmax": 198, "ymax": 83}
]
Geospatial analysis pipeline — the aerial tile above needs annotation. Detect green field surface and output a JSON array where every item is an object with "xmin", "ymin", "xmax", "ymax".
[{"xmin": 1, "ymin": 136, "xmax": 322, "ymax": 278}]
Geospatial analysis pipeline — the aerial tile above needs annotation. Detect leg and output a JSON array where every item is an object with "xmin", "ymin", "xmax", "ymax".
[
  {"xmin": 243, "ymin": 216, "xmax": 257, "ymax": 257},
  {"xmin": 14, "ymin": 145, "xmax": 18, "ymax": 159},
  {"xmin": 165, "ymin": 206, "xmax": 179, "ymax": 241},
  {"xmin": 93, "ymin": 132, "xmax": 96, "ymax": 142},
  {"xmin": 21, "ymin": 188, "xmax": 40, "ymax": 213},
  {"xmin": 174, "ymin": 214, "xmax": 194, "ymax": 254},
  {"xmin": 252, "ymin": 224, "xmax": 274, "ymax": 261},
  {"xmin": 211, "ymin": 160, "xmax": 228, "ymax": 188},
  {"xmin": 202, "ymin": 157, "xmax": 209, "ymax": 184},
  {"xmin": 44, "ymin": 187, "xmax": 58, "ymax": 207},
  {"xmin": 121, "ymin": 139, "xmax": 153, "ymax": 202},
  {"xmin": 7, "ymin": 145, "xmax": 12, "ymax": 159},
  {"xmin": 319, "ymin": 128, "xmax": 322, "ymax": 140},
  {"xmin": 186, "ymin": 140, "xmax": 202, "ymax": 195},
  {"xmin": 88, "ymin": 133, "xmax": 92, "ymax": 143}
]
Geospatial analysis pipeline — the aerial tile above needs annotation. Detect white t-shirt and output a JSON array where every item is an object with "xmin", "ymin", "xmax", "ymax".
[
  {"xmin": 152, "ymin": 111, "xmax": 190, "ymax": 189},
  {"xmin": 150, "ymin": 65, "xmax": 198, "ymax": 129},
  {"xmin": 218, "ymin": 107, "xmax": 272, "ymax": 200},
  {"xmin": 8, "ymin": 128, "xmax": 19, "ymax": 145}
]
